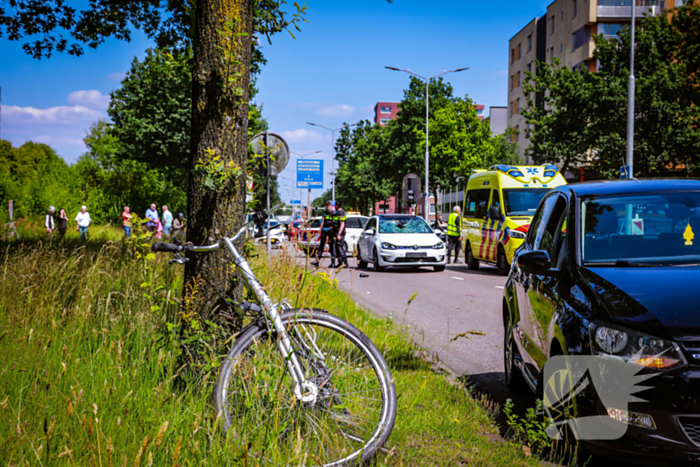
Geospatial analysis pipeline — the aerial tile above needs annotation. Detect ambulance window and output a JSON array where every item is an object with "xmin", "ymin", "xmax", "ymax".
[
  {"xmin": 465, "ymin": 189, "xmax": 490, "ymax": 219},
  {"xmin": 491, "ymin": 190, "xmax": 501, "ymax": 210}
]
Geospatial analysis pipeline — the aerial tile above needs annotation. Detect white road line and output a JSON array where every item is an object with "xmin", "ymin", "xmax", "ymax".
[
  {"xmin": 495, "ymin": 286, "xmax": 504, "ymax": 289},
  {"xmin": 452, "ymin": 277, "xmax": 464, "ymax": 281}
]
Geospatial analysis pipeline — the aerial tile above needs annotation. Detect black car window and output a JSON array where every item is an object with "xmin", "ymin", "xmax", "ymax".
[
  {"xmin": 465, "ymin": 189, "xmax": 490, "ymax": 220},
  {"xmin": 345, "ymin": 217, "xmax": 360, "ymax": 229},
  {"xmin": 528, "ymin": 195, "xmax": 558, "ymax": 249},
  {"xmin": 364, "ymin": 218, "xmax": 376, "ymax": 232},
  {"xmin": 541, "ymin": 197, "xmax": 567, "ymax": 264}
]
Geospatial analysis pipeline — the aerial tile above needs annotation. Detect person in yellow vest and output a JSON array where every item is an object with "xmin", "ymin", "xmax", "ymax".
[{"xmin": 446, "ymin": 205, "xmax": 462, "ymax": 264}]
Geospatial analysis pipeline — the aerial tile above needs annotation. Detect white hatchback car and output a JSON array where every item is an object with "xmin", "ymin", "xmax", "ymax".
[{"xmin": 357, "ymin": 214, "xmax": 447, "ymax": 272}]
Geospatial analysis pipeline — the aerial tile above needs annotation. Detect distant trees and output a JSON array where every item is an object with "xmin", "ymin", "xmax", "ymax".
[
  {"xmin": 522, "ymin": 2, "xmax": 700, "ymax": 178},
  {"xmin": 334, "ymin": 77, "xmax": 519, "ymax": 214}
]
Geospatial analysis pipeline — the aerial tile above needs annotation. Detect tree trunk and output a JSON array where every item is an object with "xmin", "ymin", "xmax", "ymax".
[{"xmin": 185, "ymin": 0, "xmax": 253, "ymax": 330}]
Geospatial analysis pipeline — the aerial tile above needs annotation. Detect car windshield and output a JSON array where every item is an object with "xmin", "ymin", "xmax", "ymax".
[
  {"xmin": 502, "ymin": 188, "xmax": 551, "ymax": 217},
  {"xmin": 581, "ymin": 192, "xmax": 700, "ymax": 265},
  {"xmin": 378, "ymin": 217, "xmax": 432, "ymax": 234}
]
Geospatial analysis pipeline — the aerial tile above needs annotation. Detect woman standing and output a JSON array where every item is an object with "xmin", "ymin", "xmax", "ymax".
[
  {"xmin": 57, "ymin": 208, "xmax": 68, "ymax": 237},
  {"xmin": 45, "ymin": 206, "xmax": 56, "ymax": 237}
]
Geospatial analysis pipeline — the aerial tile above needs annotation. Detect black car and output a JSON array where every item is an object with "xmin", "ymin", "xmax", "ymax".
[{"xmin": 504, "ymin": 179, "xmax": 700, "ymax": 463}]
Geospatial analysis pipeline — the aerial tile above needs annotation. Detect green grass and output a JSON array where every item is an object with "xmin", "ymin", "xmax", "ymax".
[{"xmin": 0, "ymin": 230, "xmax": 540, "ymax": 466}]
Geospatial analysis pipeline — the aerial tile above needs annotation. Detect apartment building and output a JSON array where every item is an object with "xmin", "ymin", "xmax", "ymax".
[
  {"xmin": 373, "ymin": 102, "xmax": 399, "ymax": 126},
  {"xmin": 508, "ymin": 0, "xmax": 673, "ymax": 163}
]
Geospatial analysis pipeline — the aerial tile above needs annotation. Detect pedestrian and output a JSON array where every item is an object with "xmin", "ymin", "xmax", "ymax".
[
  {"xmin": 162, "ymin": 205, "xmax": 173, "ymax": 238},
  {"xmin": 57, "ymin": 208, "xmax": 68, "ymax": 237},
  {"xmin": 172, "ymin": 213, "xmax": 185, "ymax": 239},
  {"xmin": 75, "ymin": 205, "xmax": 92, "ymax": 241},
  {"xmin": 334, "ymin": 201, "xmax": 349, "ymax": 268},
  {"xmin": 435, "ymin": 214, "xmax": 446, "ymax": 231},
  {"xmin": 45, "ymin": 206, "xmax": 56, "ymax": 237},
  {"xmin": 314, "ymin": 201, "xmax": 336, "ymax": 267},
  {"xmin": 145, "ymin": 203, "xmax": 158, "ymax": 233},
  {"xmin": 155, "ymin": 219, "xmax": 164, "ymax": 239},
  {"xmin": 122, "ymin": 206, "xmax": 133, "ymax": 238},
  {"xmin": 446, "ymin": 205, "xmax": 463, "ymax": 264}
]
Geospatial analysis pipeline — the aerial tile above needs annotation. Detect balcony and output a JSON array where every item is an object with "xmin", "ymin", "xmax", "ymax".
[{"xmin": 597, "ymin": 0, "xmax": 665, "ymax": 20}]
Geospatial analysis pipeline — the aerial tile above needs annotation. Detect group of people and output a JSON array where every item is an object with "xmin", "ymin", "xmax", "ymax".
[
  {"xmin": 42, "ymin": 203, "xmax": 185, "ymax": 241},
  {"xmin": 314, "ymin": 200, "xmax": 349, "ymax": 268},
  {"xmin": 123, "ymin": 204, "xmax": 185, "ymax": 239},
  {"xmin": 44, "ymin": 205, "xmax": 93, "ymax": 240}
]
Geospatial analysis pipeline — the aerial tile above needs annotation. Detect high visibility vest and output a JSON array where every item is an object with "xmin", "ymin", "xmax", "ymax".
[{"xmin": 447, "ymin": 213, "xmax": 461, "ymax": 237}]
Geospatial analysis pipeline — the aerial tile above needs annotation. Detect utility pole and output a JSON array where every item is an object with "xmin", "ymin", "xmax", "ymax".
[{"xmin": 626, "ymin": 0, "xmax": 636, "ymax": 178}]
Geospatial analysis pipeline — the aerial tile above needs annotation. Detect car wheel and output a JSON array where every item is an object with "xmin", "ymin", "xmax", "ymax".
[
  {"xmin": 497, "ymin": 246, "xmax": 510, "ymax": 276},
  {"xmin": 373, "ymin": 248, "xmax": 385, "ymax": 272},
  {"xmin": 466, "ymin": 242, "xmax": 480, "ymax": 270},
  {"xmin": 504, "ymin": 311, "xmax": 528, "ymax": 394},
  {"xmin": 433, "ymin": 265, "xmax": 445, "ymax": 272},
  {"xmin": 357, "ymin": 249, "xmax": 368, "ymax": 269}
]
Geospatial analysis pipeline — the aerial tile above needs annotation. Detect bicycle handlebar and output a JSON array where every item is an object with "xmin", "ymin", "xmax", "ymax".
[{"xmin": 152, "ymin": 202, "xmax": 286, "ymax": 255}]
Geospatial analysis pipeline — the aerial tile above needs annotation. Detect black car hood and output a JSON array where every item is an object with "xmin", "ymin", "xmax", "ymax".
[{"xmin": 581, "ymin": 266, "xmax": 700, "ymax": 340}]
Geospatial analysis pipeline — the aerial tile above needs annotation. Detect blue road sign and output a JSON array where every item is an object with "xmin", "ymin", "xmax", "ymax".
[
  {"xmin": 290, "ymin": 200, "xmax": 301, "ymax": 205},
  {"xmin": 297, "ymin": 159, "xmax": 324, "ymax": 189}
]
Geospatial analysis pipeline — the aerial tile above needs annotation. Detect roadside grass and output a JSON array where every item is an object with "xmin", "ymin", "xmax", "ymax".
[{"xmin": 0, "ymin": 234, "xmax": 540, "ymax": 466}]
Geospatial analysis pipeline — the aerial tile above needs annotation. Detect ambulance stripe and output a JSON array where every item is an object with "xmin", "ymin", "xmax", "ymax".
[
  {"xmin": 488, "ymin": 220, "xmax": 504, "ymax": 261},
  {"xmin": 478, "ymin": 219, "xmax": 490, "ymax": 258}
]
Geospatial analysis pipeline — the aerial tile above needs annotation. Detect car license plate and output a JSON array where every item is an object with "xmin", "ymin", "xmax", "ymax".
[{"xmin": 406, "ymin": 252, "xmax": 426, "ymax": 258}]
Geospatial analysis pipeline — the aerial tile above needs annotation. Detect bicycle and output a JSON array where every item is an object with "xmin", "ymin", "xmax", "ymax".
[{"xmin": 152, "ymin": 203, "xmax": 397, "ymax": 466}]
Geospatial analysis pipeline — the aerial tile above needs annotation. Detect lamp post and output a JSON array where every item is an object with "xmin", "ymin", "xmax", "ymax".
[
  {"xmin": 385, "ymin": 66, "xmax": 468, "ymax": 221},
  {"xmin": 626, "ymin": 0, "xmax": 636, "ymax": 179},
  {"xmin": 306, "ymin": 122, "xmax": 358, "ymax": 201},
  {"xmin": 292, "ymin": 150, "xmax": 321, "ymax": 219}
]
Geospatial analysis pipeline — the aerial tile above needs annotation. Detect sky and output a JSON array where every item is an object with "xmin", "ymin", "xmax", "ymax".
[{"xmin": 0, "ymin": 0, "xmax": 551, "ymax": 203}]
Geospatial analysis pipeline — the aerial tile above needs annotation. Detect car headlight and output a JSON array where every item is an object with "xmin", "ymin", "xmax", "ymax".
[
  {"xmin": 381, "ymin": 242, "xmax": 397, "ymax": 250},
  {"xmin": 506, "ymin": 227, "xmax": 527, "ymax": 240},
  {"xmin": 590, "ymin": 323, "xmax": 685, "ymax": 369},
  {"xmin": 433, "ymin": 242, "xmax": 444, "ymax": 249}
]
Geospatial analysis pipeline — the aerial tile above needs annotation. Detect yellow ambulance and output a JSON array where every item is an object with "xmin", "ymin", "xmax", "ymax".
[{"xmin": 461, "ymin": 165, "xmax": 567, "ymax": 275}]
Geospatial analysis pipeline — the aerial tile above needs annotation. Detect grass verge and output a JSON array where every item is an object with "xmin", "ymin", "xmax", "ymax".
[{"xmin": 0, "ymin": 235, "xmax": 540, "ymax": 466}]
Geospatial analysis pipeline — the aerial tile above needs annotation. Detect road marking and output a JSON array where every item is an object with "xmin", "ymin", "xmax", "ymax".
[
  {"xmin": 495, "ymin": 286, "xmax": 504, "ymax": 289},
  {"xmin": 451, "ymin": 277, "xmax": 464, "ymax": 281}
]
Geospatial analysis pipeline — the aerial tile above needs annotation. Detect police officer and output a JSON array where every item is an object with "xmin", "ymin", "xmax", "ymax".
[
  {"xmin": 334, "ymin": 201, "xmax": 349, "ymax": 268},
  {"xmin": 446, "ymin": 205, "xmax": 463, "ymax": 264},
  {"xmin": 315, "ymin": 201, "xmax": 336, "ymax": 267}
]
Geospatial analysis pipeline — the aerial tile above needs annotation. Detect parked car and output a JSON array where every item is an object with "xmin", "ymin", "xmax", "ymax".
[
  {"xmin": 298, "ymin": 215, "xmax": 368, "ymax": 256},
  {"xmin": 252, "ymin": 223, "xmax": 286, "ymax": 248},
  {"xmin": 504, "ymin": 179, "xmax": 700, "ymax": 463},
  {"xmin": 357, "ymin": 214, "xmax": 446, "ymax": 272},
  {"xmin": 430, "ymin": 220, "xmax": 447, "ymax": 242}
]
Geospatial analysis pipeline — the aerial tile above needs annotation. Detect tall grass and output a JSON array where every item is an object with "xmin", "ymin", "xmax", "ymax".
[{"xmin": 0, "ymin": 234, "xmax": 540, "ymax": 466}]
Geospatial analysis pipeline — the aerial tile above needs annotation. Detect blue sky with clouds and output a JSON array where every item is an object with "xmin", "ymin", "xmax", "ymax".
[{"xmin": 0, "ymin": 0, "xmax": 550, "ymax": 202}]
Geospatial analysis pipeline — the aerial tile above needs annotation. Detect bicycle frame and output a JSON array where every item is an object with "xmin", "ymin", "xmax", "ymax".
[{"xmin": 190, "ymin": 204, "xmax": 310, "ymax": 395}]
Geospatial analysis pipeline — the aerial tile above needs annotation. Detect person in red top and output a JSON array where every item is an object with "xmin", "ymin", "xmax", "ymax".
[{"xmin": 122, "ymin": 206, "xmax": 133, "ymax": 238}]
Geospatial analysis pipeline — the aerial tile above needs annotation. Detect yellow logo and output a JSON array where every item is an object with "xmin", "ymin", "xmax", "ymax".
[{"xmin": 684, "ymin": 223, "xmax": 694, "ymax": 246}]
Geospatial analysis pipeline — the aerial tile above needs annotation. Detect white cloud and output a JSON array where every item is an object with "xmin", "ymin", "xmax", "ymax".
[
  {"xmin": 67, "ymin": 90, "xmax": 110, "ymax": 110},
  {"xmin": 3, "ymin": 105, "xmax": 99, "ymax": 124},
  {"xmin": 279, "ymin": 129, "xmax": 330, "ymax": 148},
  {"xmin": 317, "ymin": 104, "xmax": 354, "ymax": 117},
  {"xmin": 107, "ymin": 72, "xmax": 126, "ymax": 80}
]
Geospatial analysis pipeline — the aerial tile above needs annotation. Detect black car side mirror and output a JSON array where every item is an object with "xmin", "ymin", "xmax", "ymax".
[
  {"xmin": 518, "ymin": 250, "xmax": 558, "ymax": 276},
  {"xmin": 489, "ymin": 206, "xmax": 502, "ymax": 220}
]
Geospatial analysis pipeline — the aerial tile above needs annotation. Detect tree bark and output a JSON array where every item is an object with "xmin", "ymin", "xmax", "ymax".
[{"xmin": 185, "ymin": 0, "xmax": 253, "ymax": 330}]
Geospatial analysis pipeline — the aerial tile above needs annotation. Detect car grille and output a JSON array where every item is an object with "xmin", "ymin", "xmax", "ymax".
[
  {"xmin": 395, "ymin": 245, "xmax": 435, "ymax": 250},
  {"xmin": 679, "ymin": 417, "xmax": 700, "ymax": 447},
  {"xmin": 393, "ymin": 257, "xmax": 438, "ymax": 263}
]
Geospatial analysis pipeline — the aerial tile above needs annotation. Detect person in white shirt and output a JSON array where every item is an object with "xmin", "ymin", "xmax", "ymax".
[
  {"xmin": 75, "ymin": 205, "xmax": 92, "ymax": 241},
  {"xmin": 45, "ymin": 206, "xmax": 56, "ymax": 237}
]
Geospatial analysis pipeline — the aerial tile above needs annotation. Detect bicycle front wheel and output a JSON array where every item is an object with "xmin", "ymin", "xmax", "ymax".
[{"xmin": 213, "ymin": 309, "xmax": 397, "ymax": 466}]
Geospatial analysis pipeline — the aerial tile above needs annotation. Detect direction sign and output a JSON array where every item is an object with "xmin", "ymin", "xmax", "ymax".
[
  {"xmin": 297, "ymin": 160, "xmax": 324, "ymax": 189},
  {"xmin": 290, "ymin": 200, "xmax": 302, "ymax": 205}
]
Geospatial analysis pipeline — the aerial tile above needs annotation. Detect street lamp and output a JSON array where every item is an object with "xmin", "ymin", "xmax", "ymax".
[
  {"xmin": 292, "ymin": 150, "xmax": 321, "ymax": 219},
  {"xmin": 306, "ymin": 122, "xmax": 359, "ymax": 201},
  {"xmin": 385, "ymin": 66, "xmax": 469, "ymax": 221}
]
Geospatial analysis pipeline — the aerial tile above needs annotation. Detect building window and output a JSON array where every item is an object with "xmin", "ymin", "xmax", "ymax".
[
  {"xmin": 380, "ymin": 106, "xmax": 392, "ymax": 114},
  {"xmin": 677, "ymin": 0, "xmax": 692, "ymax": 6},
  {"xmin": 573, "ymin": 25, "xmax": 592, "ymax": 50},
  {"xmin": 380, "ymin": 118, "xmax": 391, "ymax": 125},
  {"xmin": 599, "ymin": 23, "xmax": 622, "ymax": 38},
  {"xmin": 561, "ymin": 11, "xmax": 564, "ymax": 20},
  {"xmin": 527, "ymin": 62, "xmax": 532, "ymax": 74},
  {"xmin": 528, "ymin": 34, "xmax": 533, "ymax": 52},
  {"xmin": 517, "ymin": 71, "xmax": 521, "ymax": 87},
  {"xmin": 560, "ymin": 43, "xmax": 563, "ymax": 53},
  {"xmin": 551, "ymin": 16, "xmax": 555, "ymax": 34},
  {"xmin": 517, "ymin": 43, "xmax": 521, "ymax": 60},
  {"xmin": 517, "ymin": 98, "xmax": 520, "ymax": 114},
  {"xmin": 511, "ymin": 47, "xmax": 515, "ymax": 64},
  {"xmin": 573, "ymin": 0, "xmax": 578, "ymax": 17},
  {"xmin": 513, "ymin": 125, "xmax": 519, "ymax": 143}
]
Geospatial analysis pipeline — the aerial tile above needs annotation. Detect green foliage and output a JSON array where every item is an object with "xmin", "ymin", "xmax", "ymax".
[
  {"xmin": 523, "ymin": 3, "xmax": 700, "ymax": 177},
  {"xmin": 503, "ymin": 399, "xmax": 553, "ymax": 458},
  {"xmin": 193, "ymin": 148, "xmax": 243, "ymax": 193}
]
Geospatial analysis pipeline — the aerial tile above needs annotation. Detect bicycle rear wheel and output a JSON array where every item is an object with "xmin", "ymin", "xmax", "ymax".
[{"xmin": 213, "ymin": 309, "xmax": 397, "ymax": 466}]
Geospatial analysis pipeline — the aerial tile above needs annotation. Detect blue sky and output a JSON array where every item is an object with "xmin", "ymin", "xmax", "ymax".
[{"xmin": 0, "ymin": 0, "xmax": 550, "ymax": 202}]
